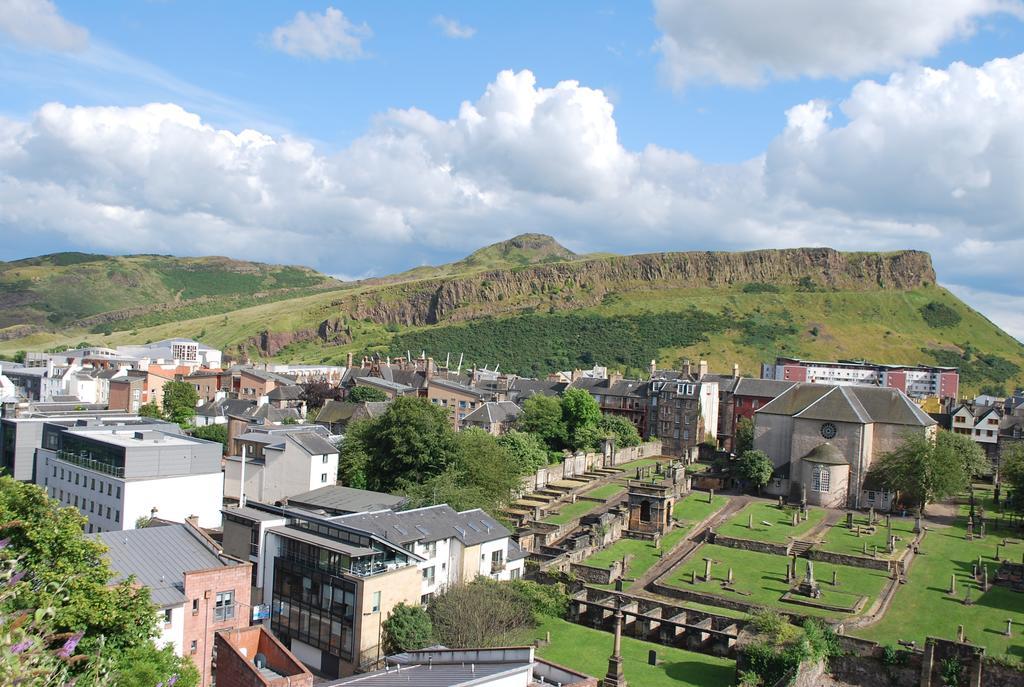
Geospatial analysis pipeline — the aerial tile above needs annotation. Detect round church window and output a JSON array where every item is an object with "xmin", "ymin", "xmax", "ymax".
[{"xmin": 820, "ymin": 422, "xmax": 837, "ymax": 439}]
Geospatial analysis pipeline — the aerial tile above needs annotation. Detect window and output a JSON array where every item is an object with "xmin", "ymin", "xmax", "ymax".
[
  {"xmin": 116, "ymin": 486, "xmax": 121, "ymax": 499},
  {"xmin": 107, "ymin": 484, "xmax": 112, "ymax": 496},
  {"xmin": 322, "ymin": 455, "xmax": 329, "ymax": 463},
  {"xmin": 192, "ymin": 599, "xmax": 199, "ymax": 614},
  {"xmin": 811, "ymin": 468, "xmax": 830, "ymax": 493},
  {"xmin": 510, "ymin": 567, "xmax": 522, "ymax": 580},
  {"xmin": 163, "ymin": 609, "xmax": 172, "ymax": 626},
  {"xmin": 371, "ymin": 591, "xmax": 381, "ymax": 613},
  {"xmin": 114, "ymin": 510, "xmax": 119, "ymax": 522},
  {"xmin": 189, "ymin": 640, "xmax": 197, "ymax": 654},
  {"xmin": 74, "ymin": 474, "xmax": 79, "ymax": 485},
  {"xmin": 214, "ymin": 591, "xmax": 235, "ymax": 621},
  {"xmin": 867, "ymin": 491, "xmax": 876, "ymax": 502},
  {"xmin": 420, "ymin": 593, "xmax": 433, "ymax": 605},
  {"xmin": 90, "ymin": 478, "xmax": 95, "ymax": 490},
  {"xmin": 422, "ymin": 566, "xmax": 435, "ymax": 585},
  {"xmin": 422, "ymin": 540, "xmax": 436, "ymax": 558},
  {"xmin": 73, "ymin": 495, "xmax": 78, "ymax": 507},
  {"xmin": 105, "ymin": 506, "xmax": 111, "ymax": 518},
  {"xmin": 60, "ymin": 468, "xmax": 64, "ymax": 480},
  {"xmin": 321, "ymin": 473, "xmax": 328, "ymax": 483},
  {"xmin": 59, "ymin": 489, "xmax": 63, "ymax": 500}
]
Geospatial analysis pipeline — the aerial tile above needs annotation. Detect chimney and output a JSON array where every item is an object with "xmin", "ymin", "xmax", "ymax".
[
  {"xmin": 683, "ymin": 359, "xmax": 692, "ymax": 376},
  {"xmin": 185, "ymin": 514, "xmax": 199, "ymax": 529},
  {"xmin": 609, "ymin": 370, "xmax": 623, "ymax": 385},
  {"xmin": 346, "ymin": 352, "xmax": 354, "ymax": 369},
  {"xmin": 733, "ymin": 363, "xmax": 740, "ymax": 378},
  {"xmin": 698, "ymin": 360, "xmax": 708, "ymax": 379},
  {"xmin": 649, "ymin": 359, "xmax": 657, "ymax": 377},
  {"xmin": 426, "ymin": 357, "xmax": 434, "ymax": 381}
]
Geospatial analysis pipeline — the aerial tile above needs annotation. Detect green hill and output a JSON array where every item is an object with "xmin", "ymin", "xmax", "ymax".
[
  {"xmin": 0, "ymin": 253, "xmax": 341, "ymax": 334},
  {"xmin": 2, "ymin": 239, "xmax": 1022, "ymax": 396}
]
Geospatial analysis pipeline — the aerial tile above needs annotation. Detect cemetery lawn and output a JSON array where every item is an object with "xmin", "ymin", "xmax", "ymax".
[
  {"xmin": 543, "ymin": 498, "xmax": 602, "ymax": 526},
  {"xmin": 817, "ymin": 513, "xmax": 917, "ymax": 558},
  {"xmin": 718, "ymin": 502, "xmax": 826, "ymax": 543},
  {"xmin": 523, "ymin": 615, "xmax": 735, "ymax": 687},
  {"xmin": 665, "ymin": 544, "xmax": 888, "ymax": 618},
  {"xmin": 583, "ymin": 484, "xmax": 627, "ymax": 501},
  {"xmin": 585, "ymin": 526, "xmax": 690, "ymax": 587},
  {"xmin": 615, "ymin": 457, "xmax": 668, "ymax": 472},
  {"xmin": 673, "ymin": 493, "xmax": 730, "ymax": 528},
  {"xmin": 854, "ymin": 511, "xmax": 1024, "ymax": 660}
]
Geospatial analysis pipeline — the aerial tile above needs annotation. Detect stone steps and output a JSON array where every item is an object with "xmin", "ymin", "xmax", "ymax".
[{"xmin": 790, "ymin": 540, "xmax": 814, "ymax": 557}]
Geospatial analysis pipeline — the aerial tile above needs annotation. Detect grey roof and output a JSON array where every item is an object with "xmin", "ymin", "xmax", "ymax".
[
  {"xmin": 266, "ymin": 525, "xmax": 379, "ymax": 558},
  {"xmin": 222, "ymin": 505, "xmax": 286, "ymax": 522},
  {"xmin": 734, "ymin": 378, "xmax": 796, "ymax": 398},
  {"xmin": 327, "ymin": 661, "xmax": 526, "ymax": 686},
  {"xmin": 316, "ymin": 400, "xmax": 360, "ymax": 424},
  {"xmin": 800, "ymin": 443, "xmax": 849, "ymax": 465},
  {"xmin": 703, "ymin": 373, "xmax": 741, "ymax": 394},
  {"xmin": 286, "ymin": 485, "xmax": 407, "ymax": 515},
  {"xmin": 238, "ymin": 368, "xmax": 297, "ymax": 384},
  {"xmin": 429, "ymin": 378, "xmax": 486, "ymax": 398},
  {"xmin": 238, "ymin": 427, "xmax": 336, "ymax": 455},
  {"xmin": 196, "ymin": 398, "xmax": 256, "ymax": 417},
  {"xmin": 288, "ymin": 431, "xmax": 338, "ymax": 455},
  {"xmin": 355, "ymin": 377, "xmax": 415, "ymax": 393},
  {"xmin": 267, "ymin": 384, "xmax": 304, "ymax": 401},
  {"xmin": 334, "ymin": 505, "xmax": 510, "ymax": 547},
  {"xmin": 508, "ymin": 378, "xmax": 566, "ymax": 400},
  {"xmin": 462, "ymin": 401, "xmax": 522, "ymax": 425},
  {"xmin": 758, "ymin": 383, "xmax": 935, "ymax": 427},
  {"xmin": 94, "ymin": 525, "xmax": 235, "ymax": 607}
]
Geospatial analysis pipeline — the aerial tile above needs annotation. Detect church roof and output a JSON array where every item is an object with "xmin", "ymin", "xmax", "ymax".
[
  {"xmin": 758, "ymin": 383, "xmax": 935, "ymax": 428},
  {"xmin": 800, "ymin": 443, "xmax": 849, "ymax": 465}
]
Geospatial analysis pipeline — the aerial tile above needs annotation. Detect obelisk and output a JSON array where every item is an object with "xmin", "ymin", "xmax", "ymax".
[{"xmin": 604, "ymin": 600, "xmax": 628, "ymax": 687}]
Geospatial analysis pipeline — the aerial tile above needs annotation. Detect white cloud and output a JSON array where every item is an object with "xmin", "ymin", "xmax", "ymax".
[
  {"xmin": 433, "ymin": 15, "xmax": 476, "ymax": 39},
  {"xmin": 653, "ymin": 0, "xmax": 1022, "ymax": 88},
  {"xmin": 2, "ymin": 60, "xmax": 1024, "ymax": 336},
  {"xmin": 271, "ymin": 6, "xmax": 371, "ymax": 60},
  {"xmin": 0, "ymin": 0, "xmax": 88, "ymax": 52}
]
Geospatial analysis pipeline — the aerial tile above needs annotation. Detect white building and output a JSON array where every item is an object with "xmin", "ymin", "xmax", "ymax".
[
  {"xmin": 34, "ymin": 423, "xmax": 224, "ymax": 531},
  {"xmin": 224, "ymin": 426, "xmax": 339, "ymax": 505},
  {"xmin": 763, "ymin": 357, "xmax": 959, "ymax": 400},
  {"xmin": 117, "ymin": 338, "xmax": 222, "ymax": 369}
]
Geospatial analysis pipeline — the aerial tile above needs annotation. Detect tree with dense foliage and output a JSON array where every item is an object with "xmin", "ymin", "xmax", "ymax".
[
  {"xmin": 353, "ymin": 397, "xmax": 457, "ymax": 492},
  {"xmin": 381, "ymin": 603, "xmax": 433, "ymax": 654},
  {"xmin": 138, "ymin": 402, "xmax": 163, "ymax": 420},
  {"xmin": 337, "ymin": 419, "xmax": 372, "ymax": 489},
  {"xmin": 518, "ymin": 395, "xmax": 567, "ymax": 452},
  {"xmin": 999, "ymin": 444, "xmax": 1024, "ymax": 511},
  {"xmin": 0, "ymin": 477, "xmax": 198, "ymax": 686},
  {"xmin": 427, "ymin": 578, "xmax": 536, "ymax": 648},
  {"xmin": 161, "ymin": 380, "xmax": 199, "ymax": 426},
  {"xmin": 872, "ymin": 430, "xmax": 986, "ymax": 515},
  {"xmin": 561, "ymin": 388, "xmax": 603, "ymax": 452},
  {"xmin": 498, "ymin": 430, "xmax": 551, "ymax": 475},
  {"xmin": 734, "ymin": 417, "xmax": 754, "ymax": 456},
  {"xmin": 403, "ymin": 429, "xmax": 520, "ymax": 513},
  {"xmin": 598, "ymin": 414, "xmax": 642, "ymax": 448},
  {"xmin": 737, "ymin": 450, "xmax": 774, "ymax": 493},
  {"xmin": 190, "ymin": 423, "xmax": 228, "ymax": 450},
  {"xmin": 300, "ymin": 380, "xmax": 343, "ymax": 410},
  {"xmin": 347, "ymin": 385, "xmax": 389, "ymax": 403}
]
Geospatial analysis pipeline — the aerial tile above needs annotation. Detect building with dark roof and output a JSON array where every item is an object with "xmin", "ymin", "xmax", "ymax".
[
  {"xmin": 284, "ymin": 485, "xmax": 407, "ymax": 515},
  {"xmin": 224, "ymin": 425, "xmax": 339, "ymax": 505},
  {"xmin": 460, "ymin": 400, "xmax": 522, "ymax": 434},
  {"xmin": 95, "ymin": 522, "xmax": 251, "ymax": 687},
  {"xmin": 754, "ymin": 383, "xmax": 936, "ymax": 509}
]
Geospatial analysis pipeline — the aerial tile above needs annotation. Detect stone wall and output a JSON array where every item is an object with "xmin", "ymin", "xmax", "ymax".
[
  {"xmin": 570, "ymin": 559, "xmax": 624, "ymax": 585},
  {"xmin": 807, "ymin": 548, "xmax": 893, "ymax": 571},
  {"xmin": 519, "ymin": 441, "xmax": 663, "ymax": 493},
  {"xmin": 711, "ymin": 533, "xmax": 792, "ymax": 557}
]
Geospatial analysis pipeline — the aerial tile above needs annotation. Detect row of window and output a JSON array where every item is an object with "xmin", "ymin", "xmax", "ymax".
[
  {"xmin": 52, "ymin": 465, "xmax": 120, "ymax": 498},
  {"xmin": 48, "ymin": 486, "xmax": 119, "ymax": 524}
]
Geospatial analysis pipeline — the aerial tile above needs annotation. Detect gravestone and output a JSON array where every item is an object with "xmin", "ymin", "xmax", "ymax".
[
  {"xmin": 727, "ymin": 567, "xmax": 734, "ymax": 584},
  {"xmin": 778, "ymin": 496, "xmax": 785, "ymax": 508},
  {"xmin": 797, "ymin": 560, "xmax": 822, "ymax": 598},
  {"xmin": 832, "ymin": 570, "xmax": 838, "ymax": 586},
  {"xmin": 846, "ymin": 512, "xmax": 854, "ymax": 528},
  {"xmin": 869, "ymin": 506, "xmax": 876, "ymax": 524},
  {"xmin": 1007, "ymin": 619, "xmax": 1013, "ymax": 638},
  {"xmin": 996, "ymin": 544, "xmax": 1002, "ymax": 561},
  {"xmin": 748, "ymin": 513, "xmax": 753, "ymax": 529},
  {"xmin": 708, "ymin": 489, "xmax": 714, "ymax": 503},
  {"xmin": 862, "ymin": 542, "xmax": 868, "ymax": 555},
  {"xmin": 949, "ymin": 574, "xmax": 956, "ymax": 594},
  {"xmin": 792, "ymin": 511, "xmax": 799, "ymax": 527},
  {"xmin": 983, "ymin": 565, "xmax": 989, "ymax": 591},
  {"xmin": 703, "ymin": 557, "xmax": 713, "ymax": 582},
  {"xmin": 913, "ymin": 515, "xmax": 922, "ymax": 533},
  {"xmin": 648, "ymin": 649, "xmax": 658, "ymax": 666}
]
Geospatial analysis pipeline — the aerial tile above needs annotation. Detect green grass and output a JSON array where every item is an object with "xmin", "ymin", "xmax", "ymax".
[
  {"xmin": 542, "ymin": 498, "xmax": 604, "ymax": 526},
  {"xmin": 666, "ymin": 544, "xmax": 889, "ymax": 619},
  {"xmin": 718, "ymin": 502, "xmax": 826, "ymax": 543},
  {"xmin": 854, "ymin": 510, "xmax": 1024, "ymax": 660},
  {"xmin": 817, "ymin": 514, "xmax": 917, "ymax": 558},
  {"xmin": 521, "ymin": 616, "xmax": 735, "ymax": 687},
  {"xmin": 673, "ymin": 493, "xmax": 730, "ymax": 527},
  {"xmin": 583, "ymin": 484, "xmax": 626, "ymax": 501}
]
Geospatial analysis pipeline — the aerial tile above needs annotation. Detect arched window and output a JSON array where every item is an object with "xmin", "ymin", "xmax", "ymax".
[
  {"xmin": 639, "ymin": 500, "xmax": 652, "ymax": 522},
  {"xmin": 812, "ymin": 467, "xmax": 830, "ymax": 493}
]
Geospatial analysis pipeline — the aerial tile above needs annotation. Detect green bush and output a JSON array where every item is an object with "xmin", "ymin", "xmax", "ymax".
[
  {"xmin": 742, "ymin": 282, "xmax": 781, "ymax": 293},
  {"xmin": 919, "ymin": 301, "xmax": 962, "ymax": 329}
]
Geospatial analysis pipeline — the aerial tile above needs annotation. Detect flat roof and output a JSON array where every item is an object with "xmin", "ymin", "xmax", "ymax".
[
  {"xmin": 65, "ymin": 428, "xmax": 200, "ymax": 448},
  {"xmin": 267, "ymin": 525, "xmax": 380, "ymax": 558}
]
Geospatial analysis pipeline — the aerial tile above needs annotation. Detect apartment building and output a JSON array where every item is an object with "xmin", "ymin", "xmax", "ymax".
[
  {"xmin": 220, "ymin": 502, "xmax": 526, "ymax": 678},
  {"xmin": 569, "ymin": 375, "xmax": 651, "ymax": 437},
  {"xmin": 96, "ymin": 523, "xmax": 251, "ymax": 687},
  {"xmin": 33, "ymin": 422, "xmax": 224, "ymax": 531},
  {"xmin": 426, "ymin": 378, "xmax": 487, "ymax": 429},
  {"xmin": 223, "ymin": 426, "xmax": 340, "ymax": 505},
  {"xmin": 951, "ymin": 403, "xmax": 1002, "ymax": 460},
  {"xmin": 649, "ymin": 371, "xmax": 719, "ymax": 460},
  {"xmin": 762, "ymin": 357, "xmax": 959, "ymax": 400}
]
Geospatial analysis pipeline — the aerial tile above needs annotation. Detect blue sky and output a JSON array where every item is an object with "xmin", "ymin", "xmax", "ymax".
[{"xmin": 1, "ymin": 1, "xmax": 1024, "ymax": 339}]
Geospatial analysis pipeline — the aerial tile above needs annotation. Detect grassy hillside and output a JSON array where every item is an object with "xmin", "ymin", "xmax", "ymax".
[
  {"xmin": 0, "ymin": 252, "xmax": 341, "ymax": 332},
  {"xmin": 2, "ymin": 239, "xmax": 1022, "ymax": 396}
]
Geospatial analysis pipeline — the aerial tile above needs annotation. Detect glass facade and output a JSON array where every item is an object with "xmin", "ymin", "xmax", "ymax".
[{"xmin": 271, "ymin": 556, "xmax": 356, "ymax": 661}]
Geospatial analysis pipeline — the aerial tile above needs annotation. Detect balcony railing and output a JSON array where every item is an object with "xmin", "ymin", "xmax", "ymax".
[
  {"xmin": 490, "ymin": 560, "xmax": 505, "ymax": 574},
  {"xmin": 55, "ymin": 450, "xmax": 124, "ymax": 478},
  {"xmin": 281, "ymin": 551, "xmax": 411, "ymax": 579}
]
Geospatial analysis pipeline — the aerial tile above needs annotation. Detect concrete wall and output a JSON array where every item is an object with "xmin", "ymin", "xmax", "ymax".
[
  {"xmin": 124, "ymin": 471, "xmax": 224, "ymax": 529},
  {"xmin": 519, "ymin": 441, "xmax": 663, "ymax": 492}
]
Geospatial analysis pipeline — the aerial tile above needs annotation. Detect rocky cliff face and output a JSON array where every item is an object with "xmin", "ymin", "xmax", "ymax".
[{"xmin": 320, "ymin": 248, "xmax": 935, "ymax": 328}]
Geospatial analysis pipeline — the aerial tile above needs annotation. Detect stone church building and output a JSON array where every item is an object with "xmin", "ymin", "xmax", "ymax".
[{"xmin": 753, "ymin": 383, "xmax": 936, "ymax": 509}]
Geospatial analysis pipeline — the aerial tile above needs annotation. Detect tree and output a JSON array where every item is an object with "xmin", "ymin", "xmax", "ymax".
[
  {"xmin": 138, "ymin": 403, "xmax": 163, "ymax": 420},
  {"xmin": 300, "ymin": 380, "xmax": 342, "ymax": 410},
  {"xmin": 734, "ymin": 417, "xmax": 754, "ymax": 456},
  {"xmin": 427, "ymin": 578, "xmax": 535, "ymax": 648},
  {"xmin": 737, "ymin": 450, "xmax": 773, "ymax": 493},
  {"xmin": 598, "ymin": 415, "xmax": 642, "ymax": 448},
  {"xmin": 161, "ymin": 381, "xmax": 198, "ymax": 426},
  {"xmin": 381, "ymin": 603, "xmax": 433, "ymax": 654},
  {"xmin": 561, "ymin": 388, "xmax": 602, "ymax": 452},
  {"xmin": 498, "ymin": 430, "xmax": 550, "ymax": 476},
  {"xmin": 190, "ymin": 423, "xmax": 228, "ymax": 451},
  {"xmin": 0, "ymin": 477, "xmax": 197, "ymax": 686},
  {"xmin": 941, "ymin": 429, "xmax": 990, "ymax": 478},
  {"xmin": 1000, "ymin": 444, "xmax": 1024, "ymax": 511},
  {"xmin": 518, "ymin": 395, "xmax": 567, "ymax": 452},
  {"xmin": 347, "ymin": 385, "xmax": 389, "ymax": 403},
  {"xmin": 337, "ymin": 419, "xmax": 372, "ymax": 489},
  {"xmin": 360, "ymin": 398, "xmax": 456, "ymax": 492},
  {"xmin": 871, "ymin": 430, "xmax": 983, "ymax": 515}
]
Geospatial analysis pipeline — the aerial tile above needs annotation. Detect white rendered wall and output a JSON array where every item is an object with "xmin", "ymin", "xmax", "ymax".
[
  {"xmin": 122, "ymin": 471, "xmax": 224, "ymax": 529},
  {"xmin": 157, "ymin": 605, "xmax": 186, "ymax": 656}
]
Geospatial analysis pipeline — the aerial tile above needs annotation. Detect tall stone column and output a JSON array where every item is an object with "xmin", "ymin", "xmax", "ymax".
[{"xmin": 604, "ymin": 601, "xmax": 628, "ymax": 687}]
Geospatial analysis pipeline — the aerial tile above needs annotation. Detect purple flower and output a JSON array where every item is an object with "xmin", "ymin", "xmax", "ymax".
[
  {"xmin": 57, "ymin": 631, "xmax": 83, "ymax": 659},
  {"xmin": 12, "ymin": 640, "xmax": 32, "ymax": 654},
  {"xmin": 167, "ymin": 676, "xmax": 178, "ymax": 686},
  {"xmin": 0, "ymin": 537, "xmax": 10, "ymax": 549},
  {"xmin": 7, "ymin": 571, "xmax": 25, "ymax": 586}
]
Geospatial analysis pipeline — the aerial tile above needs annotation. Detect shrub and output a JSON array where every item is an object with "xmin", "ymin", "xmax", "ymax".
[
  {"xmin": 919, "ymin": 301, "xmax": 962, "ymax": 329},
  {"xmin": 742, "ymin": 282, "xmax": 781, "ymax": 293}
]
